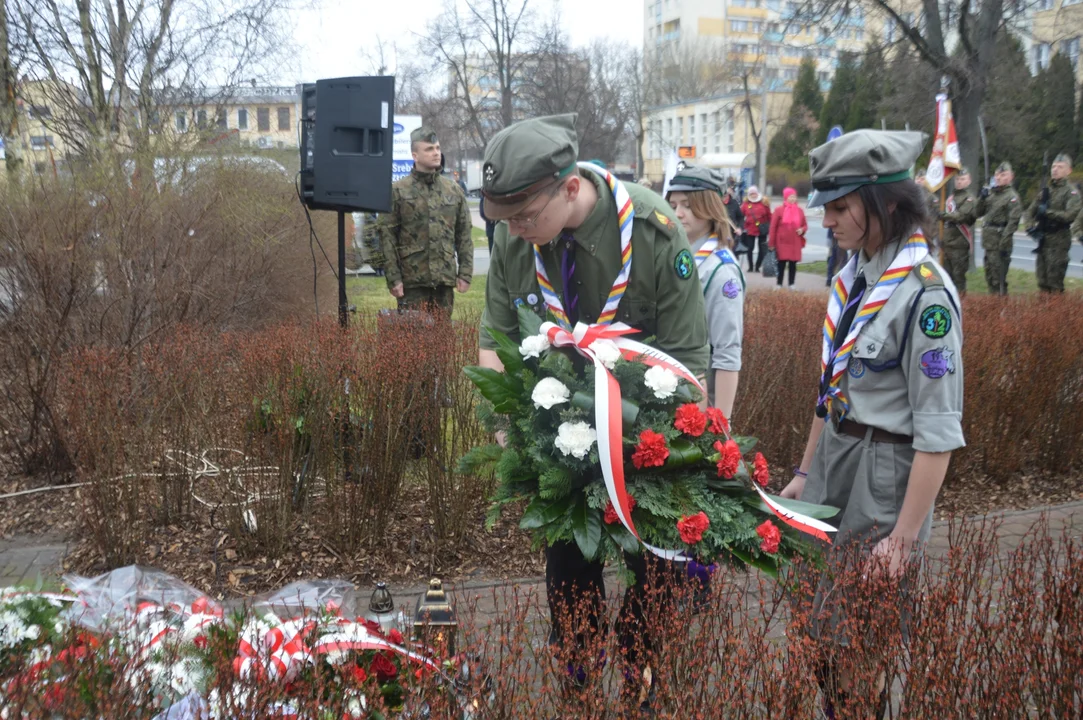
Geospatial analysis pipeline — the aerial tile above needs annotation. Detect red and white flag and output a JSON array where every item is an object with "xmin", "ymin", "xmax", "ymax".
[{"xmin": 924, "ymin": 93, "xmax": 961, "ymax": 192}]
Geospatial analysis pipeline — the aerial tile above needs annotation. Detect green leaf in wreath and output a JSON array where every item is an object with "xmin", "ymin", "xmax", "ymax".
[
  {"xmin": 484, "ymin": 326, "xmax": 527, "ymax": 376},
  {"xmin": 606, "ymin": 523, "xmax": 642, "ymax": 555},
  {"xmin": 571, "ymin": 390, "xmax": 640, "ymax": 426},
  {"xmin": 517, "ymin": 304, "xmax": 545, "ymax": 339},
  {"xmin": 457, "ymin": 443, "xmax": 504, "ymax": 477},
  {"xmin": 733, "ymin": 435, "xmax": 758, "ymax": 454},
  {"xmin": 743, "ymin": 494, "xmax": 841, "ymax": 520},
  {"xmin": 572, "ymin": 495, "xmax": 603, "ymax": 561},
  {"xmin": 726, "ymin": 545, "xmax": 779, "ymax": 578},
  {"xmin": 664, "ymin": 438, "xmax": 704, "ymax": 468},
  {"xmin": 463, "ymin": 366, "xmax": 521, "ymax": 413},
  {"xmin": 539, "ymin": 465, "xmax": 573, "ymax": 500},
  {"xmin": 520, "ymin": 494, "xmax": 574, "ymax": 530}
]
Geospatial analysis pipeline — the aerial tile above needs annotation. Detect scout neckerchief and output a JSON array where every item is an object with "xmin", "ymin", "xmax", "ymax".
[
  {"xmin": 695, "ymin": 234, "xmax": 744, "ymax": 293},
  {"xmin": 533, "ymin": 162, "xmax": 633, "ymax": 330},
  {"xmin": 818, "ymin": 231, "xmax": 929, "ymax": 419}
]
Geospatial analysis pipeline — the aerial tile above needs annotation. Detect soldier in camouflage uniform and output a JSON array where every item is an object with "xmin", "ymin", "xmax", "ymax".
[
  {"xmin": 1026, "ymin": 153, "xmax": 1082, "ymax": 293},
  {"xmin": 975, "ymin": 162, "xmax": 1022, "ymax": 295},
  {"xmin": 938, "ymin": 167, "xmax": 978, "ymax": 293},
  {"xmin": 379, "ymin": 126, "xmax": 474, "ymax": 316},
  {"xmin": 915, "ymin": 168, "xmax": 942, "ymax": 249}
]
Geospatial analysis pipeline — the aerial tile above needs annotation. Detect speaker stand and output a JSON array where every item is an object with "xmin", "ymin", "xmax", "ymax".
[{"xmin": 337, "ymin": 209, "xmax": 353, "ymax": 483}]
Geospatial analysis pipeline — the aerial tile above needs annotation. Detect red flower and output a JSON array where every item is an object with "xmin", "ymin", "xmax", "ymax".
[
  {"xmin": 677, "ymin": 511, "xmax": 710, "ymax": 544},
  {"xmin": 706, "ymin": 407, "xmax": 729, "ymax": 435},
  {"xmin": 714, "ymin": 439, "xmax": 741, "ymax": 478},
  {"xmin": 632, "ymin": 430, "xmax": 669, "ymax": 469},
  {"xmin": 362, "ymin": 619, "xmax": 383, "ymax": 635},
  {"xmin": 369, "ymin": 652, "xmax": 398, "ymax": 682},
  {"xmin": 350, "ymin": 664, "xmax": 369, "ymax": 684},
  {"xmin": 752, "ymin": 452, "xmax": 769, "ymax": 487},
  {"xmin": 603, "ymin": 495, "xmax": 637, "ymax": 525},
  {"xmin": 388, "ymin": 628, "xmax": 404, "ymax": 645},
  {"xmin": 674, "ymin": 403, "xmax": 707, "ymax": 437},
  {"xmin": 757, "ymin": 520, "xmax": 782, "ymax": 554}
]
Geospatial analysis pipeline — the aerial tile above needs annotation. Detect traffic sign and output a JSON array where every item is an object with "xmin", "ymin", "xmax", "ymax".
[
  {"xmin": 678, "ymin": 146, "xmax": 696, "ymax": 159},
  {"xmin": 827, "ymin": 126, "xmax": 844, "ymax": 142}
]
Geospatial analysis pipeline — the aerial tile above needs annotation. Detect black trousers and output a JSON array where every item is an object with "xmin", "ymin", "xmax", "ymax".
[
  {"xmin": 753, "ymin": 235, "xmax": 770, "ymax": 271},
  {"xmin": 545, "ymin": 541, "xmax": 673, "ymax": 671},
  {"xmin": 777, "ymin": 259, "xmax": 798, "ymax": 286}
]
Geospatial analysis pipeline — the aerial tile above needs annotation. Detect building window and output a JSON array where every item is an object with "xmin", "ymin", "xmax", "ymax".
[
  {"xmin": 666, "ymin": 118, "xmax": 673, "ymax": 145},
  {"xmin": 277, "ymin": 106, "xmax": 290, "ymax": 131},
  {"xmin": 29, "ymin": 135, "xmax": 54, "ymax": 150},
  {"xmin": 1064, "ymin": 37, "xmax": 1081, "ymax": 69},
  {"xmin": 257, "ymin": 107, "xmax": 270, "ymax": 132},
  {"xmin": 731, "ymin": 20, "xmax": 748, "ymax": 32},
  {"xmin": 677, "ymin": 116, "xmax": 684, "ymax": 144},
  {"xmin": 217, "ymin": 110, "xmax": 228, "ymax": 130},
  {"xmin": 1035, "ymin": 43, "xmax": 1052, "ymax": 70},
  {"xmin": 29, "ymin": 105, "xmax": 51, "ymax": 120},
  {"xmin": 725, "ymin": 110, "xmax": 735, "ymax": 153},
  {"xmin": 1067, "ymin": 0, "xmax": 1083, "ymax": 8},
  {"xmin": 175, "ymin": 111, "xmax": 187, "ymax": 131},
  {"xmin": 856, "ymin": 29, "xmax": 865, "ymax": 41},
  {"xmin": 237, "ymin": 108, "xmax": 249, "ymax": 130},
  {"xmin": 197, "ymin": 109, "xmax": 208, "ymax": 129},
  {"xmin": 688, "ymin": 115, "xmax": 695, "ymax": 143},
  {"xmin": 886, "ymin": 19, "xmax": 896, "ymax": 42},
  {"xmin": 817, "ymin": 71, "xmax": 829, "ymax": 83},
  {"xmin": 1037, "ymin": 0, "xmax": 1054, "ymax": 8}
]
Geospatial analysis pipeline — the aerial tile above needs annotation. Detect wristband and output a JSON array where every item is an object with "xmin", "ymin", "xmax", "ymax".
[{"xmin": 792, "ymin": 466, "xmax": 807, "ymax": 478}]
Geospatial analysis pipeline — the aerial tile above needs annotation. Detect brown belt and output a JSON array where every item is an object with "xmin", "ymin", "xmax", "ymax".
[{"xmin": 837, "ymin": 419, "xmax": 913, "ymax": 444}]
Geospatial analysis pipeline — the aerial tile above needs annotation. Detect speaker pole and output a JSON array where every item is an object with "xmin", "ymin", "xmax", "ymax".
[{"xmin": 337, "ymin": 210, "xmax": 348, "ymax": 329}]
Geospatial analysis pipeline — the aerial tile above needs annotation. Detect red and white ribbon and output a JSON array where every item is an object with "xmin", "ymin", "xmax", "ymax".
[{"xmin": 313, "ymin": 621, "xmax": 442, "ymax": 670}]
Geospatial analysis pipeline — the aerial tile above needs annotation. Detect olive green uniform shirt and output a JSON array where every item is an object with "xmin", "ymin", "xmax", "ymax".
[
  {"xmin": 379, "ymin": 168, "xmax": 474, "ymax": 289},
  {"xmin": 976, "ymin": 185, "xmax": 1022, "ymax": 252},
  {"xmin": 940, "ymin": 188, "xmax": 978, "ymax": 249},
  {"xmin": 480, "ymin": 173, "xmax": 709, "ymax": 378}
]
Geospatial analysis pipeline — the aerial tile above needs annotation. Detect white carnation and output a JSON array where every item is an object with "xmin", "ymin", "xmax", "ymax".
[
  {"xmin": 644, "ymin": 365, "xmax": 680, "ymax": 400},
  {"xmin": 589, "ymin": 339, "xmax": 622, "ymax": 369},
  {"xmin": 532, "ymin": 377, "xmax": 571, "ymax": 410},
  {"xmin": 518, "ymin": 334, "xmax": 551, "ymax": 359},
  {"xmin": 553, "ymin": 421, "xmax": 597, "ymax": 460}
]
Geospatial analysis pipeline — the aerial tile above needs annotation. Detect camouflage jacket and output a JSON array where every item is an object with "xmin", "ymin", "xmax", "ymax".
[
  {"xmin": 1026, "ymin": 177, "xmax": 1082, "ymax": 236},
  {"xmin": 976, "ymin": 185, "xmax": 1022, "ymax": 250},
  {"xmin": 940, "ymin": 188, "xmax": 978, "ymax": 248},
  {"xmin": 379, "ymin": 169, "xmax": 473, "ymax": 289}
]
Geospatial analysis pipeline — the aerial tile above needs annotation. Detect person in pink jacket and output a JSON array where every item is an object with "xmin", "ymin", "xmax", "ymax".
[{"xmin": 768, "ymin": 187, "xmax": 808, "ymax": 289}]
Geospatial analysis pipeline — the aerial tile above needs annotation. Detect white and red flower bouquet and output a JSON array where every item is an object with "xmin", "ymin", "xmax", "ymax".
[{"xmin": 462, "ymin": 308, "xmax": 839, "ymax": 575}]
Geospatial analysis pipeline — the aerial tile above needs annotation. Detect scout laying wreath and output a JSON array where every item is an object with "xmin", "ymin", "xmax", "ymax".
[{"xmin": 460, "ymin": 307, "xmax": 840, "ymax": 576}]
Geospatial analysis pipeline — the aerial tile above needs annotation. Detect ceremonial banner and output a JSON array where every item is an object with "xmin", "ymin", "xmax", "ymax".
[{"xmin": 924, "ymin": 93, "xmax": 961, "ymax": 192}]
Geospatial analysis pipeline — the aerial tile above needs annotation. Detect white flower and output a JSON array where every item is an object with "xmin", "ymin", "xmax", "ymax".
[
  {"xmin": 589, "ymin": 339, "xmax": 623, "ymax": 369},
  {"xmin": 532, "ymin": 377, "xmax": 571, "ymax": 410},
  {"xmin": 553, "ymin": 421, "xmax": 597, "ymax": 459},
  {"xmin": 324, "ymin": 649, "xmax": 349, "ymax": 666},
  {"xmin": 346, "ymin": 694, "xmax": 368, "ymax": 717},
  {"xmin": 518, "ymin": 334, "xmax": 551, "ymax": 359},
  {"xmin": 644, "ymin": 365, "xmax": 679, "ymax": 400}
]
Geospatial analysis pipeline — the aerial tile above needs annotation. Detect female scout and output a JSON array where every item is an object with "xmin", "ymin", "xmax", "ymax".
[
  {"xmin": 780, "ymin": 130, "xmax": 965, "ymax": 718},
  {"xmin": 665, "ymin": 166, "xmax": 745, "ymax": 418}
]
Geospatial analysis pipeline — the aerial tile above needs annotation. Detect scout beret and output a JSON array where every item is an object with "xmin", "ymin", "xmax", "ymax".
[
  {"xmin": 1054, "ymin": 153, "xmax": 1073, "ymax": 165},
  {"xmin": 481, "ymin": 114, "xmax": 579, "ymax": 220},
  {"xmin": 411, "ymin": 126, "xmax": 438, "ymax": 144},
  {"xmin": 996, "ymin": 161, "xmax": 1013, "ymax": 173},
  {"xmin": 667, "ymin": 165, "xmax": 725, "ymax": 195},
  {"xmin": 807, "ymin": 129, "xmax": 928, "ymax": 208}
]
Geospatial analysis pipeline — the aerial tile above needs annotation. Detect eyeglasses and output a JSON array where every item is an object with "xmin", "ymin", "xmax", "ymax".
[{"xmin": 506, "ymin": 185, "xmax": 562, "ymax": 229}]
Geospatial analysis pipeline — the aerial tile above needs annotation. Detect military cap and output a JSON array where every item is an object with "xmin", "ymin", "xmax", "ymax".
[
  {"xmin": 1054, "ymin": 153, "xmax": 1073, "ymax": 165},
  {"xmin": 667, "ymin": 165, "xmax": 724, "ymax": 195},
  {"xmin": 807, "ymin": 129, "xmax": 928, "ymax": 208},
  {"xmin": 996, "ymin": 161, "xmax": 1013, "ymax": 173},
  {"xmin": 410, "ymin": 126, "xmax": 438, "ymax": 145},
  {"xmin": 957, "ymin": 166, "xmax": 970, "ymax": 176},
  {"xmin": 481, "ymin": 114, "xmax": 579, "ymax": 220}
]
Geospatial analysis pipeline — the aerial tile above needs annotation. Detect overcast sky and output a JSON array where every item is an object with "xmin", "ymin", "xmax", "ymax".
[{"xmin": 288, "ymin": 0, "xmax": 644, "ymax": 84}]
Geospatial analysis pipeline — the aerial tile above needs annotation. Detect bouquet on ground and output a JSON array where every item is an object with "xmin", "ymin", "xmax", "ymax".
[{"xmin": 461, "ymin": 308, "xmax": 839, "ymax": 575}]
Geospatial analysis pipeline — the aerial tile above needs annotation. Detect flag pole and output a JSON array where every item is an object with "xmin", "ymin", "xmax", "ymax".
[{"xmin": 938, "ymin": 186, "xmax": 946, "ymax": 264}]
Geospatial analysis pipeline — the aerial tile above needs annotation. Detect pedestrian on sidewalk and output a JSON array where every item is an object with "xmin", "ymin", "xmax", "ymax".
[
  {"xmin": 741, "ymin": 186, "xmax": 771, "ymax": 273},
  {"xmin": 781, "ymin": 129, "xmax": 964, "ymax": 720},
  {"xmin": 768, "ymin": 187, "xmax": 808, "ymax": 289}
]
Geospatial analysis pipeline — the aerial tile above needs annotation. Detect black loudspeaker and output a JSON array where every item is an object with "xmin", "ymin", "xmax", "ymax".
[{"xmin": 299, "ymin": 76, "xmax": 395, "ymax": 213}]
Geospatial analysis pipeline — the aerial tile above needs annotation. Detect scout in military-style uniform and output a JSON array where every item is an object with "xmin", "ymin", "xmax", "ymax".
[
  {"xmin": 1025, "ymin": 153, "xmax": 1082, "ymax": 293},
  {"xmin": 378, "ymin": 126, "xmax": 474, "ymax": 316},
  {"xmin": 665, "ymin": 166, "xmax": 745, "ymax": 417},
  {"xmin": 477, "ymin": 114, "xmax": 708, "ymax": 713},
  {"xmin": 937, "ymin": 167, "xmax": 978, "ymax": 293},
  {"xmin": 975, "ymin": 161, "xmax": 1022, "ymax": 295},
  {"xmin": 780, "ymin": 130, "xmax": 964, "ymax": 720}
]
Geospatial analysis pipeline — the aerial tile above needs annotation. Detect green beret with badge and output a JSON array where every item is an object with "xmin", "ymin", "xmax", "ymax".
[
  {"xmin": 807, "ymin": 129, "xmax": 928, "ymax": 208},
  {"xmin": 410, "ymin": 125, "xmax": 438, "ymax": 145},
  {"xmin": 996, "ymin": 161, "xmax": 1013, "ymax": 173},
  {"xmin": 481, "ymin": 113, "xmax": 580, "ymax": 220}
]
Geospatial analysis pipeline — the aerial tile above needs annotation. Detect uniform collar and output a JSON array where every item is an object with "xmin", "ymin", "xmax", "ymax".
[
  {"xmin": 857, "ymin": 237, "xmax": 903, "ymax": 285},
  {"xmin": 954, "ymin": 187, "xmax": 970, "ymax": 198},
  {"xmin": 1052, "ymin": 177, "xmax": 1068, "ymax": 187},
  {"xmin": 412, "ymin": 167, "xmax": 439, "ymax": 184}
]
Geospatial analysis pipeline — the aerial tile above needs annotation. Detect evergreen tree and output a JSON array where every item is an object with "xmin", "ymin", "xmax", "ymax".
[
  {"xmin": 983, "ymin": 31, "xmax": 1041, "ymax": 197},
  {"xmin": 792, "ymin": 56, "xmax": 823, "ymax": 118},
  {"xmin": 817, "ymin": 52, "xmax": 859, "ymax": 144},
  {"xmin": 767, "ymin": 56, "xmax": 823, "ymax": 171},
  {"xmin": 846, "ymin": 44, "xmax": 886, "ymax": 131},
  {"xmin": 1031, "ymin": 53, "xmax": 1077, "ymax": 167}
]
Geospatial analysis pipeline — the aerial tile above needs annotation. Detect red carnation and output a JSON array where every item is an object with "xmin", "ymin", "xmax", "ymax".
[
  {"xmin": 388, "ymin": 628, "xmax": 404, "ymax": 645},
  {"xmin": 714, "ymin": 439, "xmax": 741, "ymax": 478},
  {"xmin": 632, "ymin": 429, "xmax": 669, "ymax": 469},
  {"xmin": 350, "ymin": 664, "xmax": 369, "ymax": 684},
  {"xmin": 603, "ymin": 495, "xmax": 637, "ymax": 525},
  {"xmin": 706, "ymin": 407, "xmax": 729, "ymax": 435},
  {"xmin": 362, "ymin": 619, "xmax": 383, "ymax": 634},
  {"xmin": 677, "ymin": 511, "xmax": 710, "ymax": 544},
  {"xmin": 757, "ymin": 520, "xmax": 782, "ymax": 554},
  {"xmin": 369, "ymin": 652, "xmax": 398, "ymax": 682},
  {"xmin": 752, "ymin": 452, "xmax": 770, "ymax": 487},
  {"xmin": 674, "ymin": 403, "xmax": 707, "ymax": 437}
]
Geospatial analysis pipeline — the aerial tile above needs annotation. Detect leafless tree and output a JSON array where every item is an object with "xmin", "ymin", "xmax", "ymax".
[
  {"xmin": 0, "ymin": 0, "xmax": 21, "ymax": 175},
  {"xmin": 14, "ymin": 0, "xmax": 293, "ymax": 164}
]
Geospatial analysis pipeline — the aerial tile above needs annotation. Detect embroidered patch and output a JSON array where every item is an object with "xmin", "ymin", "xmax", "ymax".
[
  {"xmin": 722, "ymin": 279, "xmax": 740, "ymax": 298},
  {"xmin": 920, "ymin": 347, "xmax": 956, "ymax": 379},
  {"xmin": 654, "ymin": 210, "xmax": 673, "ymax": 228},
  {"xmin": 526, "ymin": 293, "xmax": 538, "ymax": 305},
  {"xmin": 675, "ymin": 249, "xmax": 694, "ymax": 280},
  {"xmin": 514, "ymin": 297, "xmax": 524, "ymax": 308},
  {"xmin": 919, "ymin": 265, "xmax": 934, "ymax": 280},
  {"xmin": 848, "ymin": 356, "xmax": 866, "ymax": 379},
  {"xmin": 919, "ymin": 305, "xmax": 952, "ymax": 339},
  {"xmin": 483, "ymin": 163, "xmax": 495, "ymax": 185}
]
